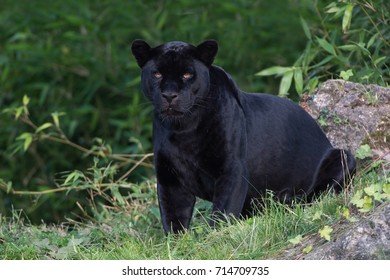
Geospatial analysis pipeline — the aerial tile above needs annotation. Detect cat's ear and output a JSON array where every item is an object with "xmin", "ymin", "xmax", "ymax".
[
  {"xmin": 131, "ymin": 39, "xmax": 152, "ymax": 68},
  {"xmin": 196, "ymin": 40, "xmax": 218, "ymax": 66}
]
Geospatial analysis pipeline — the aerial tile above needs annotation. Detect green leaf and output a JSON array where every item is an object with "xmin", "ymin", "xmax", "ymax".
[
  {"xmin": 294, "ymin": 68, "xmax": 303, "ymax": 94},
  {"xmin": 64, "ymin": 171, "xmax": 82, "ymax": 186},
  {"xmin": 51, "ymin": 112, "xmax": 66, "ymax": 127},
  {"xmin": 319, "ymin": 225, "xmax": 333, "ymax": 241},
  {"xmin": 318, "ymin": 117, "xmax": 327, "ymax": 127},
  {"xmin": 22, "ymin": 95, "xmax": 30, "ymax": 106},
  {"xmin": 288, "ymin": 234, "xmax": 303, "ymax": 245},
  {"xmin": 255, "ymin": 66, "xmax": 292, "ymax": 76},
  {"xmin": 351, "ymin": 190, "xmax": 364, "ymax": 208},
  {"xmin": 111, "ymin": 186, "xmax": 125, "ymax": 206},
  {"xmin": 279, "ymin": 70, "xmax": 293, "ymax": 97},
  {"xmin": 316, "ymin": 37, "xmax": 337, "ymax": 56},
  {"xmin": 325, "ymin": 2, "xmax": 346, "ymax": 18},
  {"xmin": 339, "ymin": 44, "xmax": 358, "ymax": 52},
  {"xmin": 326, "ymin": 6, "xmax": 340, "ymax": 14},
  {"xmin": 312, "ymin": 210, "xmax": 323, "ymax": 221},
  {"xmin": 341, "ymin": 206, "xmax": 357, "ymax": 221},
  {"xmin": 342, "ymin": 207, "xmax": 350, "ymax": 220},
  {"xmin": 374, "ymin": 56, "xmax": 387, "ymax": 66},
  {"xmin": 300, "ymin": 16, "xmax": 311, "ymax": 40},
  {"xmin": 17, "ymin": 132, "xmax": 33, "ymax": 151},
  {"xmin": 367, "ymin": 33, "xmax": 379, "ymax": 49},
  {"xmin": 364, "ymin": 184, "xmax": 384, "ymax": 202},
  {"xmin": 342, "ymin": 4, "xmax": 353, "ymax": 33},
  {"xmin": 15, "ymin": 107, "xmax": 24, "ymax": 120},
  {"xmin": 359, "ymin": 196, "xmax": 373, "ymax": 213},
  {"xmin": 1, "ymin": 180, "xmax": 13, "ymax": 194},
  {"xmin": 302, "ymin": 245, "xmax": 313, "ymax": 254},
  {"xmin": 355, "ymin": 144, "xmax": 373, "ymax": 159},
  {"xmin": 306, "ymin": 77, "xmax": 319, "ymax": 94},
  {"xmin": 355, "ymin": 42, "xmax": 370, "ymax": 56},
  {"xmin": 36, "ymin": 122, "xmax": 53, "ymax": 133},
  {"xmin": 340, "ymin": 69, "xmax": 353, "ymax": 81},
  {"xmin": 309, "ymin": 56, "xmax": 334, "ymax": 69},
  {"xmin": 24, "ymin": 136, "xmax": 32, "ymax": 151}
]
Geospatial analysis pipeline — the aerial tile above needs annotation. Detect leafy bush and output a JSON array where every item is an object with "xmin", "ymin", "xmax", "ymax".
[{"xmin": 257, "ymin": 0, "xmax": 390, "ymax": 97}]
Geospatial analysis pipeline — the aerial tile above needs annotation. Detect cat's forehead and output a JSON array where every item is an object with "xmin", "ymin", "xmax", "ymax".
[
  {"xmin": 158, "ymin": 41, "xmax": 195, "ymax": 53},
  {"xmin": 153, "ymin": 41, "xmax": 196, "ymax": 69}
]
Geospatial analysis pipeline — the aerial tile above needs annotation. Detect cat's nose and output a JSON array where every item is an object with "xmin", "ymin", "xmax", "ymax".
[{"xmin": 162, "ymin": 92, "xmax": 178, "ymax": 103}]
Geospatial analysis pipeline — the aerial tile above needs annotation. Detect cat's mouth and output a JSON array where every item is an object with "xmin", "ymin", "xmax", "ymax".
[{"xmin": 160, "ymin": 107, "xmax": 186, "ymax": 118}]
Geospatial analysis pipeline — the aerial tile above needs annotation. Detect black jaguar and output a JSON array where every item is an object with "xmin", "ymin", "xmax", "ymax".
[{"xmin": 131, "ymin": 40, "xmax": 356, "ymax": 233}]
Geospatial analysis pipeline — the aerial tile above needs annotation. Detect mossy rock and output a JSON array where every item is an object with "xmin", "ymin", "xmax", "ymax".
[{"xmin": 305, "ymin": 79, "xmax": 390, "ymax": 163}]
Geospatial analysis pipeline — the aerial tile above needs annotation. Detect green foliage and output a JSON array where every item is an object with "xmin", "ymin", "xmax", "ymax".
[
  {"xmin": 288, "ymin": 234, "xmax": 303, "ymax": 245},
  {"xmin": 355, "ymin": 144, "xmax": 374, "ymax": 159},
  {"xmin": 350, "ymin": 179, "xmax": 390, "ymax": 213},
  {"xmin": 1, "ymin": 160, "xmax": 388, "ymax": 259},
  {"xmin": 257, "ymin": 0, "xmax": 390, "ymax": 97},
  {"xmin": 318, "ymin": 225, "xmax": 333, "ymax": 241},
  {"xmin": 0, "ymin": 0, "xmax": 315, "ymax": 223},
  {"xmin": 340, "ymin": 69, "xmax": 354, "ymax": 81},
  {"xmin": 302, "ymin": 245, "xmax": 313, "ymax": 254}
]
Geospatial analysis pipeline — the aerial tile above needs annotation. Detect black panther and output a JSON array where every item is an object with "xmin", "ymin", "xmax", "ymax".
[{"xmin": 131, "ymin": 39, "xmax": 356, "ymax": 233}]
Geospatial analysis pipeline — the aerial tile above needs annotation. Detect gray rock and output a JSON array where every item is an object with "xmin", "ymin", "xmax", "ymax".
[
  {"xmin": 304, "ymin": 79, "xmax": 390, "ymax": 158},
  {"xmin": 303, "ymin": 203, "xmax": 390, "ymax": 260},
  {"xmin": 295, "ymin": 80, "xmax": 390, "ymax": 260}
]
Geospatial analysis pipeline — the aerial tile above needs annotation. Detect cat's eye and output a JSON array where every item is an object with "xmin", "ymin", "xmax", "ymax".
[
  {"xmin": 182, "ymin": 73, "xmax": 193, "ymax": 80},
  {"xmin": 154, "ymin": 72, "xmax": 162, "ymax": 79}
]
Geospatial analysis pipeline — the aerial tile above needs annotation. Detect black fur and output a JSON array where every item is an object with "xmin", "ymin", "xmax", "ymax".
[{"xmin": 131, "ymin": 40, "xmax": 356, "ymax": 233}]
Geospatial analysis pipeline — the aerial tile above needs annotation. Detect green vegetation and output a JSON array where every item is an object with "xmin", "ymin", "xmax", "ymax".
[
  {"xmin": 1, "ymin": 0, "xmax": 316, "ymax": 223},
  {"xmin": 0, "ymin": 0, "xmax": 389, "ymax": 259},
  {"xmin": 1, "ymin": 164, "xmax": 389, "ymax": 259},
  {"xmin": 257, "ymin": 0, "xmax": 389, "ymax": 97}
]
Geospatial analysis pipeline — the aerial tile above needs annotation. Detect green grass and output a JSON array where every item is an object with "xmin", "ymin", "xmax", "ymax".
[{"xmin": 1, "ymin": 163, "xmax": 388, "ymax": 260}]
